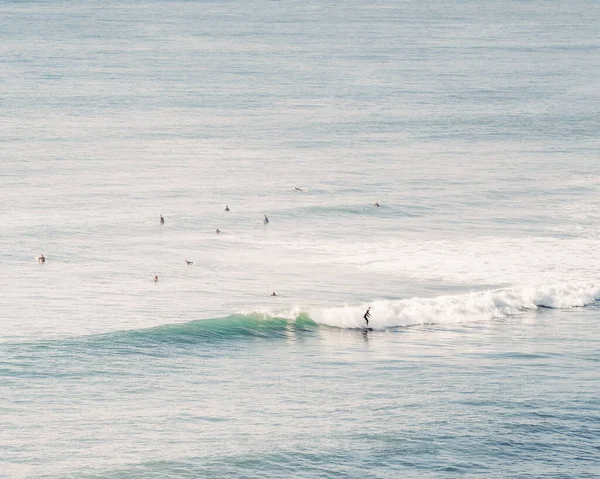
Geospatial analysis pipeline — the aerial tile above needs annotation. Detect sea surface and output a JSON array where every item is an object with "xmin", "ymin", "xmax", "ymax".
[{"xmin": 1, "ymin": 0, "xmax": 599, "ymax": 477}]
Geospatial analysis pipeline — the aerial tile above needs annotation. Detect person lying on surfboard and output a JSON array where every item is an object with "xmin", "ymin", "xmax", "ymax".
[{"xmin": 363, "ymin": 307, "xmax": 371, "ymax": 326}]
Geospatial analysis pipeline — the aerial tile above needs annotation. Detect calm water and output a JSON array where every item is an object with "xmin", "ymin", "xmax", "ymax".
[{"xmin": 1, "ymin": 0, "xmax": 599, "ymax": 477}]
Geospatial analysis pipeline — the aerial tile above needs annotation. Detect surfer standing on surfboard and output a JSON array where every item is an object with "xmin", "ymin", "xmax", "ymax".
[{"xmin": 363, "ymin": 307, "xmax": 371, "ymax": 327}]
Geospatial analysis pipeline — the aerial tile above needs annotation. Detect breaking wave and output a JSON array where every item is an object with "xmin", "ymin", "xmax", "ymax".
[
  {"xmin": 307, "ymin": 282, "xmax": 600, "ymax": 329},
  {"xmin": 34, "ymin": 282, "xmax": 599, "ymax": 349}
]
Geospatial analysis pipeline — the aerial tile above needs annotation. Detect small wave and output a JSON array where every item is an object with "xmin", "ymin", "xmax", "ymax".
[{"xmin": 307, "ymin": 282, "xmax": 600, "ymax": 329}]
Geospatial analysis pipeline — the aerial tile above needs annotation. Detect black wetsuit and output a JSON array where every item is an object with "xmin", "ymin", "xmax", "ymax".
[{"xmin": 363, "ymin": 309, "xmax": 371, "ymax": 326}]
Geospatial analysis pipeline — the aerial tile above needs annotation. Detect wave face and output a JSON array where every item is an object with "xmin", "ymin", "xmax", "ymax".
[
  {"xmin": 109, "ymin": 313, "xmax": 318, "ymax": 346},
  {"xmin": 307, "ymin": 282, "xmax": 600, "ymax": 329}
]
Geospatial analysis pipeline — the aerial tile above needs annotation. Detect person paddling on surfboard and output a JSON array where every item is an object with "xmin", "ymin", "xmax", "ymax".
[{"xmin": 363, "ymin": 307, "xmax": 371, "ymax": 327}]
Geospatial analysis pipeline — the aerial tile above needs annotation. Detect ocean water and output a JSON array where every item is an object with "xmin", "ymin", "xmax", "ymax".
[{"xmin": 1, "ymin": 0, "xmax": 599, "ymax": 477}]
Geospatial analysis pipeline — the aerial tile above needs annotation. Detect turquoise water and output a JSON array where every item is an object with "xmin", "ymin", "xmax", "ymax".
[
  {"xmin": 3, "ymin": 310, "xmax": 600, "ymax": 478},
  {"xmin": 1, "ymin": 0, "xmax": 599, "ymax": 477}
]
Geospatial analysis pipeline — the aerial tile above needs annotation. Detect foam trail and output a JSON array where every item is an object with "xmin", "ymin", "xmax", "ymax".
[{"xmin": 307, "ymin": 282, "xmax": 600, "ymax": 329}]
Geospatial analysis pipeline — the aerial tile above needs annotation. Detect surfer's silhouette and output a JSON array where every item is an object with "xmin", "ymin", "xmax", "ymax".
[
  {"xmin": 363, "ymin": 307, "xmax": 371, "ymax": 327},
  {"xmin": 160, "ymin": 215, "xmax": 164, "ymax": 224},
  {"xmin": 264, "ymin": 214, "xmax": 269, "ymax": 224}
]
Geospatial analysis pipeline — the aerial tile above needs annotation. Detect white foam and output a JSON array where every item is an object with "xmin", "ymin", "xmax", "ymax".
[
  {"xmin": 303, "ymin": 235, "xmax": 600, "ymax": 287},
  {"xmin": 306, "ymin": 282, "xmax": 600, "ymax": 329}
]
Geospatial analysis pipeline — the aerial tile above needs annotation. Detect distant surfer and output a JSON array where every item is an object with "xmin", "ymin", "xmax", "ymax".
[
  {"xmin": 264, "ymin": 214, "xmax": 269, "ymax": 224},
  {"xmin": 153, "ymin": 275, "xmax": 159, "ymax": 282},
  {"xmin": 160, "ymin": 215, "xmax": 164, "ymax": 224},
  {"xmin": 363, "ymin": 307, "xmax": 371, "ymax": 326},
  {"xmin": 271, "ymin": 291, "xmax": 277, "ymax": 296},
  {"xmin": 225, "ymin": 206, "xmax": 230, "ymax": 212},
  {"xmin": 185, "ymin": 260, "xmax": 194, "ymax": 265},
  {"xmin": 37, "ymin": 254, "xmax": 45, "ymax": 263},
  {"xmin": 294, "ymin": 187, "xmax": 303, "ymax": 192},
  {"xmin": 373, "ymin": 201, "xmax": 380, "ymax": 207},
  {"xmin": 216, "ymin": 228, "xmax": 221, "ymax": 234}
]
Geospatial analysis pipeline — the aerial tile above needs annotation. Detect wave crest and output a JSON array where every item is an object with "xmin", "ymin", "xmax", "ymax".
[{"xmin": 307, "ymin": 282, "xmax": 600, "ymax": 329}]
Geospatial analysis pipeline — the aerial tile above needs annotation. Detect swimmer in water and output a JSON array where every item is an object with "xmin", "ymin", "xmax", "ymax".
[
  {"xmin": 225, "ymin": 206, "xmax": 230, "ymax": 212},
  {"xmin": 373, "ymin": 201, "xmax": 380, "ymax": 207},
  {"xmin": 363, "ymin": 307, "xmax": 371, "ymax": 326},
  {"xmin": 294, "ymin": 187, "xmax": 303, "ymax": 192},
  {"xmin": 37, "ymin": 254, "xmax": 45, "ymax": 263},
  {"xmin": 271, "ymin": 291, "xmax": 277, "ymax": 296},
  {"xmin": 153, "ymin": 275, "xmax": 159, "ymax": 282},
  {"xmin": 216, "ymin": 228, "xmax": 221, "ymax": 234},
  {"xmin": 185, "ymin": 260, "xmax": 194, "ymax": 265},
  {"xmin": 160, "ymin": 215, "xmax": 164, "ymax": 224},
  {"xmin": 264, "ymin": 214, "xmax": 269, "ymax": 224}
]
